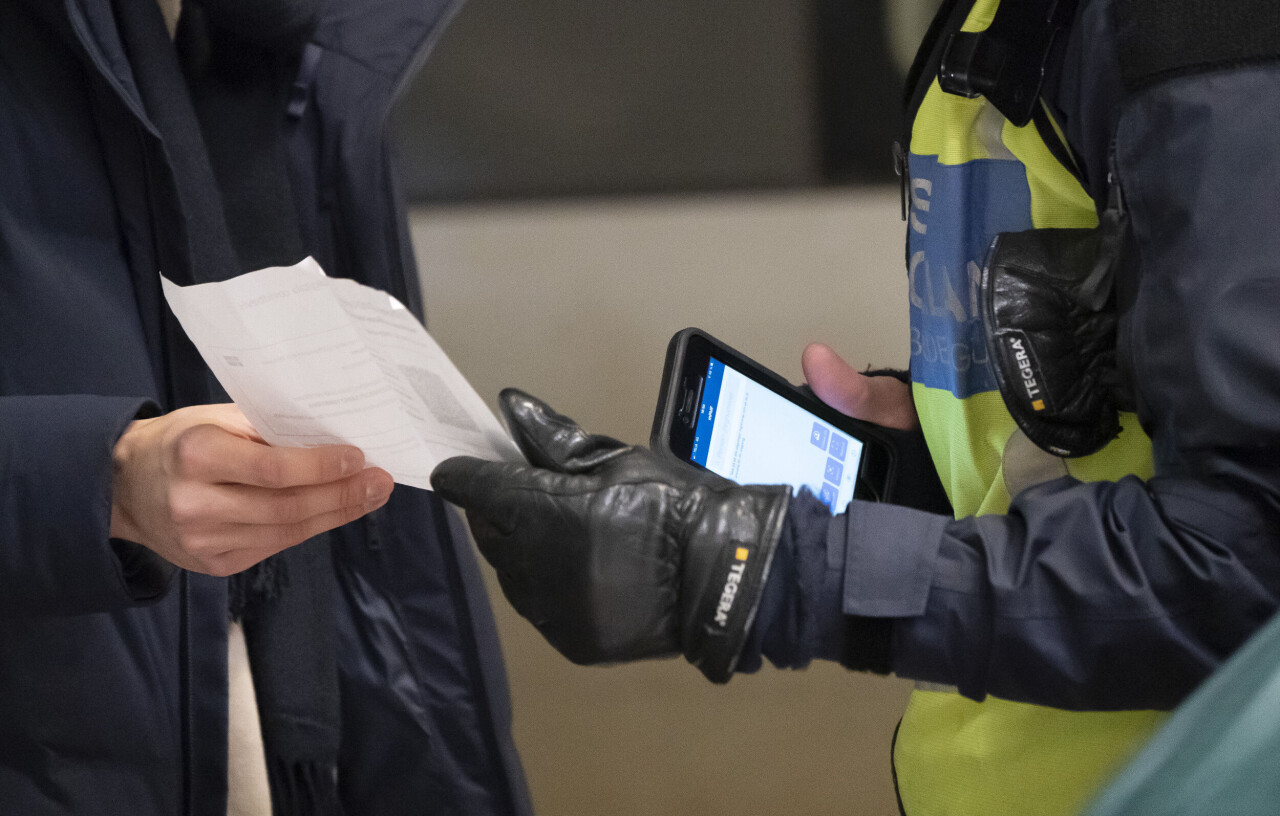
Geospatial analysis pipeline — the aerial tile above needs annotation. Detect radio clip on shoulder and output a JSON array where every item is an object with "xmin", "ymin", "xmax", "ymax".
[{"xmin": 937, "ymin": 0, "xmax": 1078, "ymax": 127}]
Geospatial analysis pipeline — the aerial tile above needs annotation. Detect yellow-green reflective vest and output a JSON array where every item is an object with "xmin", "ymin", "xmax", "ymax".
[{"xmin": 895, "ymin": 1, "xmax": 1166, "ymax": 813}]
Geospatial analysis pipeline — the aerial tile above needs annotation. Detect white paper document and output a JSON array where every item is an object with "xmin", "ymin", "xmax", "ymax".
[{"xmin": 161, "ymin": 257, "xmax": 519, "ymax": 490}]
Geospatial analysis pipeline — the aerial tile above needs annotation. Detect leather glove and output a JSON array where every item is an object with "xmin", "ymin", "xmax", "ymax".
[
  {"xmin": 982, "ymin": 227, "xmax": 1124, "ymax": 457},
  {"xmin": 430, "ymin": 389, "xmax": 790, "ymax": 683}
]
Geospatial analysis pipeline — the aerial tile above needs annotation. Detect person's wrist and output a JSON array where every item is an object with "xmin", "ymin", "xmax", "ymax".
[{"xmin": 108, "ymin": 417, "xmax": 155, "ymax": 544}]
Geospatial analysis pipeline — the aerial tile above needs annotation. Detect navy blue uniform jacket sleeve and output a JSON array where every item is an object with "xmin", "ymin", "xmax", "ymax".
[{"xmin": 825, "ymin": 55, "xmax": 1280, "ymax": 711}]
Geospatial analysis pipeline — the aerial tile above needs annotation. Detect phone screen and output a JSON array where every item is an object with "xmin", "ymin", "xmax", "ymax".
[{"xmin": 690, "ymin": 356, "xmax": 864, "ymax": 511}]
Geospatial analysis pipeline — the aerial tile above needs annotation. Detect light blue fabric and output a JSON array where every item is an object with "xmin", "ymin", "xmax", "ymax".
[
  {"xmin": 1084, "ymin": 608, "xmax": 1280, "ymax": 816},
  {"xmin": 906, "ymin": 154, "xmax": 1031, "ymax": 398}
]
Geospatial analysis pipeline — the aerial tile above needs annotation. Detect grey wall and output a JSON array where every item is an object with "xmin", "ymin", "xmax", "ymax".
[
  {"xmin": 393, "ymin": 0, "xmax": 820, "ymax": 201},
  {"xmin": 391, "ymin": 0, "xmax": 949, "ymax": 202}
]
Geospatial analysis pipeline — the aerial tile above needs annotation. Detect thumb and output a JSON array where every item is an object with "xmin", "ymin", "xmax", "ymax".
[
  {"xmin": 801, "ymin": 344, "xmax": 918, "ymax": 430},
  {"xmin": 430, "ymin": 455, "xmax": 537, "ymax": 536},
  {"xmin": 499, "ymin": 388, "xmax": 629, "ymax": 473}
]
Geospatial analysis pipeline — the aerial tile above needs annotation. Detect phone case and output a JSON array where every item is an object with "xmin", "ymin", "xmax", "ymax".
[{"xmin": 650, "ymin": 327, "xmax": 896, "ymax": 502}]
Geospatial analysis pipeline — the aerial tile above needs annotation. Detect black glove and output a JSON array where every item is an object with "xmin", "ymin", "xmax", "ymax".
[
  {"xmin": 430, "ymin": 389, "xmax": 790, "ymax": 683},
  {"xmin": 982, "ymin": 227, "xmax": 1124, "ymax": 457}
]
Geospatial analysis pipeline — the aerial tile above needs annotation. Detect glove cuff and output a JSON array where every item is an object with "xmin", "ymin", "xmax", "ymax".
[{"xmin": 681, "ymin": 485, "xmax": 790, "ymax": 683}]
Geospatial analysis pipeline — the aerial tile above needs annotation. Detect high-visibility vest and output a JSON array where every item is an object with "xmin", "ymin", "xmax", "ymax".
[{"xmin": 896, "ymin": 1, "xmax": 1166, "ymax": 813}]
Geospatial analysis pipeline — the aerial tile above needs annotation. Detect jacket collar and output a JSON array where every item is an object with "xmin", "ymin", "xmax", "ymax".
[{"xmin": 58, "ymin": 0, "xmax": 162, "ymax": 137}]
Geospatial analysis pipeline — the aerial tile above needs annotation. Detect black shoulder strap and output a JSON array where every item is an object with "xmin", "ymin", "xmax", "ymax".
[
  {"xmin": 895, "ymin": 0, "xmax": 973, "ymax": 220},
  {"xmin": 902, "ymin": 0, "xmax": 969, "ymax": 127},
  {"xmin": 1113, "ymin": 0, "xmax": 1280, "ymax": 92},
  {"xmin": 936, "ymin": 0, "xmax": 1078, "ymax": 127},
  {"xmin": 896, "ymin": 0, "xmax": 1088, "ymax": 204}
]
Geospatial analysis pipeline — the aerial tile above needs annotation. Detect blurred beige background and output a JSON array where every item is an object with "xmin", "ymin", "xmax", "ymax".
[{"xmin": 411, "ymin": 186, "xmax": 916, "ymax": 816}]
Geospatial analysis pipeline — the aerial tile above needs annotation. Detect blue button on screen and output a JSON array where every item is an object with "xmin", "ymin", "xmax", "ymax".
[
  {"xmin": 829, "ymin": 434, "xmax": 848, "ymax": 462},
  {"xmin": 824, "ymin": 457, "xmax": 843, "ymax": 484},
  {"xmin": 810, "ymin": 422, "xmax": 829, "ymax": 450},
  {"xmin": 818, "ymin": 483, "xmax": 839, "ymax": 510}
]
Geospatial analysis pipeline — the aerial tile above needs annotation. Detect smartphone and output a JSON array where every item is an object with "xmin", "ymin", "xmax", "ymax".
[{"xmin": 651, "ymin": 327, "xmax": 894, "ymax": 510}]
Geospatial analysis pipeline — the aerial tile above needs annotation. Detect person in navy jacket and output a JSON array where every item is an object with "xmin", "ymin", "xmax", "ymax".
[{"xmin": 0, "ymin": 1, "xmax": 530, "ymax": 813}]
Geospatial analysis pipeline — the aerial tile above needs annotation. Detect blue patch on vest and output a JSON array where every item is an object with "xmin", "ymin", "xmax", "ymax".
[{"xmin": 907, "ymin": 154, "xmax": 1033, "ymax": 398}]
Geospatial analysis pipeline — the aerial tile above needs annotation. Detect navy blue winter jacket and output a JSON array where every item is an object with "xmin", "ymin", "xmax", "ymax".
[{"xmin": 0, "ymin": 0, "xmax": 531, "ymax": 813}]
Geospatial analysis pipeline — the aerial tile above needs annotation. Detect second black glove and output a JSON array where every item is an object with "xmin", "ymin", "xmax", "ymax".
[{"xmin": 430, "ymin": 389, "xmax": 790, "ymax": 683}]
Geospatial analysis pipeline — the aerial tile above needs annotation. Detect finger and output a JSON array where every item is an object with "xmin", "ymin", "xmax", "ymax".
[
  {"xmin": 430, "ymin": 456, "xmax": 514, "ymax": 513},
  {"xmin": 431, "ymin": 456, "xmax": 553, "ymax": 530},
  {"xmin": 169, "ymin": 423, "xmax": 367, "ymax": 488},
  {"xmin": 179, "ymin": 536, "xmax": 289, "ymax": 577},
  {"xmin": 434, "ymin": 459, "xmax": 562, "ymax": 585},
  {"xmin": 801, "ymin": 343, "xmax": 918, "ymax": 430},
  {"xmin": 463, "ymin": 512, "xmax": 523, "ymax": 579},
  {"xmin": 268, "ymin": 494, "xmax": 391, "ymax": 553},
  {"xmin": 499, "ymin": 388, "xmax": 628, "ymax": 473},
  {"xmin": 199, "ymin": 403, "xmax": 268, "ymax": 444},
  {"xmin": 170, "ymin": 467, "xmax": 394, "ymax": 527},
  {"xmin": 199, "ymin": 492, "xmax": 394, "ymax": 577},
  {"xmin": 432, "ymin": 457, "xmax": 552, "ymax": 578}
]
